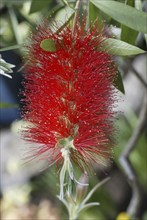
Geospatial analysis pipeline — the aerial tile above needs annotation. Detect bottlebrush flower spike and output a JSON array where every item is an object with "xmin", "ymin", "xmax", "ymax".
[{"xmin": 22, "ymin": 20, "xmax": 117, "ymax": 173}]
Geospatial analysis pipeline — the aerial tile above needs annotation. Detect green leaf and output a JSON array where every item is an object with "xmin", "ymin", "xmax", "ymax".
[
  {"xmin": 0, "ymin": 102, "xmax": 18, "ymax": 108},
  {"xmin": 55, "ymin": 6, "xmax": 74, "ymax": 34},
  {"xmin": 89, "ymin": 2, "xmax": 103, "ymax": 32},
  {"xmin": 103, "ymin": 38, "xmax": 146, "ymax": 56},
  {"xmin": 61, "ymin": 0, "xmax": 72, "ymax": 8},
  {"xmin": 29, "ymin": 0, "xmax": 51, "ymax": 14},
  {"xmin": 8, "ymin": 6, "xmax": 22, "ymax": 45},
  {"xmin": 55, "ymin": 6, "xmax": 74, "ymax": 24},
  {"xmin": 90, "ymin": 0, "xmax": 147, "ymax": 33},
  {"xmin": 121, "ymin": 26, "xmax": 138, "ymax": 45},
  {"xmin": 0, "ymin": 55, "xmax": 15, "ymax": 78},
  {"xmin": 135, "ymin": 0, "xmax": 142, "ymax": 10},
  {"xmin": 40, "ymin": 39, "xmax": 56, "ymax": 52},
  {"xmin": 113, "ymin": 69, "xmax": 125, "ymax": 94},
  {"xmin": 121, "ymin": 0, "xmax": 138, "ymax": 45},
  {"xmin": 81, "ymin": 177, "xmax": 110, "ymax": 206},
  {"xmin": 1, "ymin": 0, "xmax": 27, "ymax": 5},
  {"xmin": 144, "ymin": 34, "xmax": 147, "ymax": 45},
  {"xmin": 0, "ymin": 45, "xmax": 21, "ymax": 52}
]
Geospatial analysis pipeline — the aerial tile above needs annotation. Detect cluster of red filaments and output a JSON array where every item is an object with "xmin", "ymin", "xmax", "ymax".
[{"xmin": 22, "ymin": 21, "xmax": 117, "ymax": 171}]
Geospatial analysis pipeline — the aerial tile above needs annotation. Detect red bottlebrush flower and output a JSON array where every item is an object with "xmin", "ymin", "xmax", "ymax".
[{"xmin": 22, "ymin": 20, "xmax": 117, "ymax": 171}]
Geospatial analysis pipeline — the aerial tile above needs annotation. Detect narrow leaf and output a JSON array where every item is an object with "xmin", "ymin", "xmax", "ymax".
[
  {"xmin": 55, "ymin": 6, "xmax": 74, "ymax": 24},
  {"xmin": 8, "ymin": 6, "xmax": 22, "ymax": 45},
  {"xmin": 81, "ymin": 202, "xmax": 100, "ymax": 212},
  {"xmin": 0, "ymin": 102, "xmax": 18, "ymax": 108},
  {"xmin": 121, "ymin": 0, "xmax": 138, "ymax": 45},
  {"xmin": 135, "ymin": 0, "xmax": 142, "ymax": 10},
  {"xmin": 40, "ymin": 39, "xmax": 56, "ymax": 52},
  {"xmin": 0, "ymin": 45, "xmax": 21, "ymax": 52},
  {"xmin": 30, "ymin": 0, "xmax": 51, "ymax": 14},
  {"xmin": 54, "ymin": 7, "xmax": 74, "ymax": 34},
  {"xmin": 61, "ymin": 0, "xmax": 73, "ymax": 8},
  {"xmin": 103, "ymin": 38, "xmax": 145, "ymax": 56},
  {"xmin": 90, "ymin": 0, "xmax": 147, "ymax": 33},
  {"xmin": 89, "ymin": 2, "xmax": 103, "ymax": 32},
  {"xmin": 113, "ymin": 69, "xmax": 125, "ymax": 94},
  {"xmin": 121, "ymin": 26, "xmax": 138, "ymax": 45},
  {"xmin": 81, "ymin": 177, "xmax": 110, "ymax": 206},
  {"xmin": 56, "ymin": 14, "xmax": 74, "ymax": 34}
]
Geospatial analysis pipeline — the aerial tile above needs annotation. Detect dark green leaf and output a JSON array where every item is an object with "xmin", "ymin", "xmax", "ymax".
[
  {"xmin": 90, "ymin": 0, "xmax": 147, "ymax": 33},
  {"xmin": 103, "ymin": 38, "xmax": 145, "ymax": 56},
  {"xmin": 125, "ymin": 0, "xmax": 134, "ymax": 8},
  {"xmin": 29, "ymin": 0, "xmax": 51, "ymax": 14},
  {"xmin": 0, "ymin": 102, "xmax": 18, "ymax": 108},
  {"xmin": 120, "ymin": 0, "xmax": 138, "ymax": 45},
  {"xmin": 2, "ymin": 0, "xmax": 27, "ymax": 5},
  {"xmin": 40, "ymin": 39, "xmax": 56, "ymax": 52},
  {"xmin": 113, "ymin": 69, "xmax": 125, "ymax": 94},
  {"xmin": 121, "ymin": 26, "xmax": 138, "ymax": 45},
  {"xmin": 89, "ymin": 2, "xmax": 103, "ymax": 32},
  {"xmin": 121, "ymin": 0, "xmax": 138, "ymax": 45}
]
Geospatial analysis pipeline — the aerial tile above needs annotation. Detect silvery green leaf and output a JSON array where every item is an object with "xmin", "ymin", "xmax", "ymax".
[
  {"xmin": 0, "ymin": 55, "xmax": 15, "ymax": 78},
  {"xmin": 104, "ymin": 38, "xmax": 145, "ymax": 56},
  {"xmin": 59, "ymin": 162, "xmax": 67, "ymax": 200},
  {"xmin": 81, "ymin": 177, "xmax": 110, "ymax": 206},
  {"xmin": 80, "ymin": 202, "xmax": 100, "ymax": 212},
  {"xmin": 91, "ymin": 0, "xmax": 147, "ymax": 33}
]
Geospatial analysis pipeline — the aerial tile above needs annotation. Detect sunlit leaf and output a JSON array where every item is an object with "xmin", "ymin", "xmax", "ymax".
[
  {"xmin": 104, "ymin": 38, "xmax": 145, "ymax": 56},
  {"xmin": 135, "ymin": 0, "xmax": 142, "ymax": 10},
  {"xmin": 55, "ymin": 6, "xmax": 74, "ymax": 33},
  {"xmin": 61, "ymin": 0, "xmax": 74, "ymax": 8},
  {"xmin": 55, "ymin": 6, "xmax": 74, "ymax": 23},
  {"xmin": 40, "ymin": 39, "xmax": 56, "ymax": 52},
  {"xmin": 90, "ymin": 0, "xmax": 147, "ymax": 33}
]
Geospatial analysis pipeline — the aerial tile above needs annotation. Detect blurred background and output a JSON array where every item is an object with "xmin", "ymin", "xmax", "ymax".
[{"xmin": 0, "ymin": 0, "xmax": 147, "ymax": 219}]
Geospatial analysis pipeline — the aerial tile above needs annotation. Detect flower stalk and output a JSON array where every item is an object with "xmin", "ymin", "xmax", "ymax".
[
  {"xmin": 59, "ymin": 137, "xmax": 88, "ymax": 201},
  {"xmin": 58, "ymin": 176, "xmax": 110, "ymax": 220}
]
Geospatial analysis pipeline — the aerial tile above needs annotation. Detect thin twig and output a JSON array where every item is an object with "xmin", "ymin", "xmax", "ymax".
[
  {"xmin": 131, "ymin": 65, "xmax": 147, "ymax": 88},
  {"xmin": 72, "ymin": 0, "xmax": 81, "ymax": 36},
  {"xmin": 119, "ymin": 94, "xmax": 147, "ymax": 218},
  {"xmin": 127, "ymin": 60, "xmax": 147, "ymax": 88}
]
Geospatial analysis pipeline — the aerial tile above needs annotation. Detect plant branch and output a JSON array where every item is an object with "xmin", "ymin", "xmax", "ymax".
[
  {"xmin": 72, "ymin": 0, "xmax": 81, "ymax": 36},
  {"xmin": 127, "ymin": 60, "xmax": 147, "ymax": 88},
  {"xmin": 119, "ymin": 93, "xmax": 147, "ymax": 218}
]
